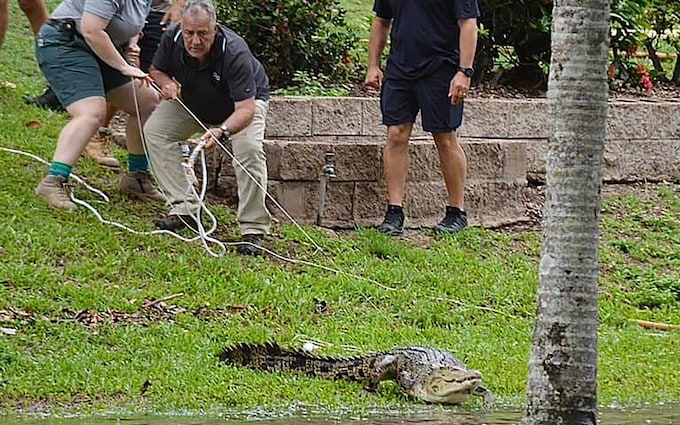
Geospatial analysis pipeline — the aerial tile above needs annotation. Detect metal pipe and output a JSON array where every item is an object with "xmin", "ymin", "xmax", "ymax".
[{"xmin": 316, "ymin": 152, "xmax": 336, "ymax": 226}]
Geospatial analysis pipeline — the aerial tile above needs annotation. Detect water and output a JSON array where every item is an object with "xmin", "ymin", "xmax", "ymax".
[{"xmin": 2, "ymin": 405, "xmax": 679, "ymax": 425}]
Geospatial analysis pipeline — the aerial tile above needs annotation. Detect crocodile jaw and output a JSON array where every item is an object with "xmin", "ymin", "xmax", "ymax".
[{"xmin": 416, "ymin": 369, "xmax": 483, "ymax": 404}]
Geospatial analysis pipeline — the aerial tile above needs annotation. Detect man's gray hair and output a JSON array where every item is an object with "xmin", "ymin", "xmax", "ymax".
[{"xmin": 181, "ymin": 0, "xmax": 217, "ymax": 27}]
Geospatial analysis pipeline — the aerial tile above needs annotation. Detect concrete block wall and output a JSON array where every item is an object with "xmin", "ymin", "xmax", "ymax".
[{"xmin": 208, "ymin": 97, "xmax": 680, "ymax": 228}]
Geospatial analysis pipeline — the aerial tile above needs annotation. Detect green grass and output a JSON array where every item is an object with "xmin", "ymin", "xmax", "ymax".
[
  {"xmin": 339, "ymin": 0, "xmax": 372, "ymax": 39},
  {"xmin": 1, "ymin": 0, "xmax": 680, "ymax": 417}
]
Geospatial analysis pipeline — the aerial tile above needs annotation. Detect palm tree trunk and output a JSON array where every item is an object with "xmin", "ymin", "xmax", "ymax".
[{"xmin": 522, "ymin": 1, "xmax": 611, "ymax": 424}]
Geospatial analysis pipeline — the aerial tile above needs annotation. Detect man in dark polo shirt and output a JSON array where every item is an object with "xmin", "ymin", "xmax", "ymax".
[
  {"xmin": 364, "ymin": 0, "xmax": 480, "ymax": 235},
  {"xmin": 143, "ymin": 0, "xmax": 271, "ymax": 256}
]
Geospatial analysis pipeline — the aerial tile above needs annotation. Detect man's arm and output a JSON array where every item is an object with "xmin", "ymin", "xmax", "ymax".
[
  {"xmin": 149, "ymin": 64, "xmax": 181, "ymax": 99},
  {"xmin": 457, "ymin": 17, "xmax": 477, "ymax": 69},
  {"xmin": 201, "ymin": 97, "xmax": 255, "ymax": 148},
  {"xmin": 0, "ymin": 0, "xmax": 8, "ymax": 52},
  {"xmin": 364, "ymin": 16, "xmax": 390, "ymax": 90},
  {"xmin": 449, "ymin": 17, "xmax": 478, "ymax": 105},
  {"xmin": 18, "ymin": 0, "xmax": 49, "ymax": 35},
  {"xmin": 160, "ymin": 0, "xmax": 185, "ymax": 26},
  {"xmin": 221, "ymin": 97, "xmax": 255, "ymax": 135}
]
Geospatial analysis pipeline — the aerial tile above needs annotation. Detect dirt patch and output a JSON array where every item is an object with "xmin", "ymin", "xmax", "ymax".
[
  {"xmin": 0, "ymin": 299, "xmax": 275, "ymax": 332},
  {"xmin": 350, "ymin": 78, "xmax": 680, "ymax": 101}
]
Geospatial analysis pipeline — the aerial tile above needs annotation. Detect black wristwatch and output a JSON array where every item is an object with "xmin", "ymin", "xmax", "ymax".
[
  {"xmin": 219, "ymin": 124, "xmax": 231, "ymax": 140},
  {"xmin": 458, "ymin": 66, "xmax": 475, "ymax": 78}
]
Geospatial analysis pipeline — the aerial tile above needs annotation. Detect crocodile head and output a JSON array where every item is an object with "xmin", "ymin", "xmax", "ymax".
[{"xmin": 411, "ymin": 366, "xmax": 484, "ymax": 404}]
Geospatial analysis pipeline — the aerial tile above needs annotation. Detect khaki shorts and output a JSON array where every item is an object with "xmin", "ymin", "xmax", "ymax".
[{"xmin": 35, "ymin": 21, "xmax": 130, "ymax": 108}]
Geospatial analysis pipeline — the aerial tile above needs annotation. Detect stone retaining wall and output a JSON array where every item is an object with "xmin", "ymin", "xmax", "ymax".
[{"xmin": 208, "ymin": 97, "xmax": 680, "ymax": 228}]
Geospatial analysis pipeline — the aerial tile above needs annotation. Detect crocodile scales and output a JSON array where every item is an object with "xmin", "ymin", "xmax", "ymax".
[{"xmin": 219, "ymin": 342, "xmax": 492, "ymax": 404}]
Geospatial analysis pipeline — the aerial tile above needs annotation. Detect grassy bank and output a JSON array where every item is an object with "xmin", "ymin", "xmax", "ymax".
[{"xmin": 1, "ymin": 1, "xmax": 680, "ymax": 417}]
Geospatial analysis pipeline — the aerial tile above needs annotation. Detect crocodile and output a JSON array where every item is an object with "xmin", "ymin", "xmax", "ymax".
[{"xmin": 219, "ymin": 342, "xmax": 492, "ymax": 404}]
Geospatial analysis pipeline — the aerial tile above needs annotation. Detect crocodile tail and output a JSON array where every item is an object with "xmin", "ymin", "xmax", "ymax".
[{"xmin": 219, "ymin": 342, "xmax": 372, "ymax": 382}]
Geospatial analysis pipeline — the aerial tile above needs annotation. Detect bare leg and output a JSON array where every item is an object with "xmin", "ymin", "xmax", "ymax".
[
  {"xmin": 432, "ymin": 131, "xmax": 467, "ymax": 209},
  {"xmin": 103, "ymin": 102, "xmax": 117, "ymax": 127},
  {"xmin": 108, "ymin": 81, "xmax": 165, "ymax": 203},
  {"xmin": 383, "ymin": 123, "xmax": 413, "ymax": 206},
  {"xmin": 18, "ymin": 0, "xmax": 48, "ymax": 35},
  {"xmin": 53, "ymin": 97, "xmax": 107, "ymax": 164},
  {"xmin": 107, "ymin": 79, "xmax": 159, "ymax": 155},
  {"xmin": 0, "ymin": 0, "xmax": 8, "ymax": 51},
  {"xmin": 35, "ymin": 97, "xmax": 105, "ymax": 211}
]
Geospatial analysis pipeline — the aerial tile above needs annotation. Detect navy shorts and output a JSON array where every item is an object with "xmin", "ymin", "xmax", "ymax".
[
  {"xmin": 381, "ymin": 64, "xmax": 464, "ymax": 133},
  {"xmin": 35, "ymin": 22, "xmax": 130, "ymax": 108}
]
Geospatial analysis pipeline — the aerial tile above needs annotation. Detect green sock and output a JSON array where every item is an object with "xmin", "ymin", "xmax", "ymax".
[
  {"xmin": 48, "ymin": 161, "xmax": 72, "ymax": 180},
  {"xmin": 128, "ymin": 154, "xmax": 149, "ymax": 172}
]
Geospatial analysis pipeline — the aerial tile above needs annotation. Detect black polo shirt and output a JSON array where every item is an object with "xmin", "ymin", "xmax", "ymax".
[
  {"xmin": 152, "ymin": 24, "xmax": 270, "ymax": 125},
  {"xmin": 374, "ymin": 0, "xmax": 480, "ymax": 80}
]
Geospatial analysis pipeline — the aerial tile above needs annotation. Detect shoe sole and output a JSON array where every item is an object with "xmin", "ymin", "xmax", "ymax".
[
  {"xmin": 35, "ymin": 189, "xmax": 76, "ymax": 211},
  {"xmin": 122, "ymin": 192, "xmax": 167, "ymax": 203},
  {"xmin": 377, "ymin": 228, "xmax": 404, "ymax": 236},
  {"xmin": 157, "ymin": 223, "xmax": 198, "ymax": 232},
  {"xmin": 237, "ymin": 247, "xmax": 262, "ymax": 256},
  {"xmin": 98, "ymin": 163, "xmax": 121, "ymax": 171},
  {"xmin": 82, "ymin": 154, "xmax": 120, "ymax": 169},
  {"xmin": 434, "ymin": 225, "xmax": 468, "ymax": 234}
]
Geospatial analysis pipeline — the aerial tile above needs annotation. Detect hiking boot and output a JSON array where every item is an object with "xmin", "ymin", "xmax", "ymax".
[
  {"xmin": 237, "ymin": 233, "xmax": 263, "ymax": 256},
  {"xmin": 434, "ymin": 206, "xmax": 468, "ymax": 234},
  {"xmin": 118, "ymin": 170, "xmax": 167, "ymax": 203},
  {"xmin": 377, "ymin": 205, "xmax": 404, "ymax": 236},
  {"xmin": 83, "ymin": 128, "xmax": 121, "ymax": 170},
  {"xmin": 110, "ymin": 112, "xmax": 128, "ymax": 148},
  {"xmin": 111, "ymin": 130, "xmax": 127, "ymax": 149},
  {"xmin": 35, "ymin": 175, "xmax": 76, "ymax": 211},
  {"xmin": 23, "ymin": 86, "xmax": 65, "ymax": 112},
  {"xmin": 154, "ymin": 214, "xmax": 197, "ymax": 231}
]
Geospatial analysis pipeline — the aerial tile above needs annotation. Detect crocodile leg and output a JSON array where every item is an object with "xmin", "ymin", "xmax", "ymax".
[
  {"xmin": 474, "ymin": 385, "xmax": 494, "ymax": 403},
  {"xmin": 397, "ymin": 370, "xmax": 416, "ymax": 393},
  {"xmin": 365, "ymin": 353, "xmax": 398, "ymax": 393}
]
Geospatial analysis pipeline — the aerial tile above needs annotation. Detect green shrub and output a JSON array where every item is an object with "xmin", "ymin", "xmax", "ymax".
[
  {"xmin": 274, "ymin": 70, "xmax": 352, "ymax": 96},
  {"xmin": 214, "ymin": 0, "xmax": 362, "ymax": 89},
  {"xmin": 476, "ymin": 0, "xmax": 552, "ymax": 87},
  {"xmin": 478, "ymin": 0, "xmax": 680, "ymax": 89},
  {"xmin": 640, "ymin": 0, "xmax": 680, "ymax": 83},
  {"xmin": 608, "ymin": 0, "xmax": 651, "ymax": 88}
]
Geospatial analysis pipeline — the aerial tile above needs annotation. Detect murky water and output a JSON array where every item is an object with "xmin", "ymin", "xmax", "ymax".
[{"xmin": 2, "ymin": 405, "xmax": 680, "ymax": 425}]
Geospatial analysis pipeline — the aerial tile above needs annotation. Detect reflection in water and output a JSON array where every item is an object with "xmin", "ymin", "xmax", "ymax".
[{"xmin": 3, "ymin": 405, "xmax": 679, "ymax": 425}]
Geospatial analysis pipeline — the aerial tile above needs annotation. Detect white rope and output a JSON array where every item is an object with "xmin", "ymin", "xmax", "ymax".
[
  {"xmin": 0, "ymin": 147, "xmax": 109, "ymax": 203},
  {"xmin": 147, "ymin": 81, "xmax": 326, "ymax": 255},
  {"xmin": 2, "ymin": 80, "xmax": 401, "ymax": 290}
]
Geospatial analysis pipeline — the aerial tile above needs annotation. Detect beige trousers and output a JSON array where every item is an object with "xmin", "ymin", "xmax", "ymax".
[{"xmin": 144, "ymin": 99, "xmax": 271, "ymax": 235}]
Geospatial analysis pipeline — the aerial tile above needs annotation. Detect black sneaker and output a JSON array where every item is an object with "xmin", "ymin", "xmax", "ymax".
[
  {"xmin": 23, "ymin": 86, "xmax": 65, "ymax": 112},
  {"xmin": 237, "ymin": 234, "xmax": 263, "ymax": 256},
  {"xmin": 434, "ymin": 206, "xmax": 468, "ymax": 234},
  {"xmin": 154, "ymin": 214, "xmax": 197, "ymax": 231},
  {"xmin": 377, "ymin": 205, "xmax": 404, "ymax": 236}
]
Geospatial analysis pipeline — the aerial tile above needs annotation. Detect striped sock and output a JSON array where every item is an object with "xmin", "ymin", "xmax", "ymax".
[
  {"xmin": 48, "ymin": 161, "xmax": 72, "ymax": 180},
  {"xmin": 128, "ymin": 153, "xmax": 149, "ymax": 172}
]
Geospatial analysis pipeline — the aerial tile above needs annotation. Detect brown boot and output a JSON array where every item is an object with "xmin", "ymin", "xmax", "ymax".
[
  {"xmin": 83, "ymin": 128, "xmax": 121, "ymax": 170},
  {"xmin": 111, "ymin": 129, "xmax": 127, "ymax": 149},
  {"xmin": 118, "ymin": 170, "xmax": 167, "ymax": 203},
  {"xmin": 35, "ymin": 175, "xmax": 76, "ymax": 211}
]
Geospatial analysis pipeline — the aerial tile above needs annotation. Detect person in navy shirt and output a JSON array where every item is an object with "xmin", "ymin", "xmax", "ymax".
[
  {"xmin": 365, "ymin": 0, "xmax": 480, "ymax": 235},
  {"xmin": 144, "ymin": 0, "xmax": 271, "ymax": 256}
]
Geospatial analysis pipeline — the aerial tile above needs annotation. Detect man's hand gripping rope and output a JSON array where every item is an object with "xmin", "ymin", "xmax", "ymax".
[{"xmin": 181, "ymin": 130, "xmax": 229, "ymax": 186}]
